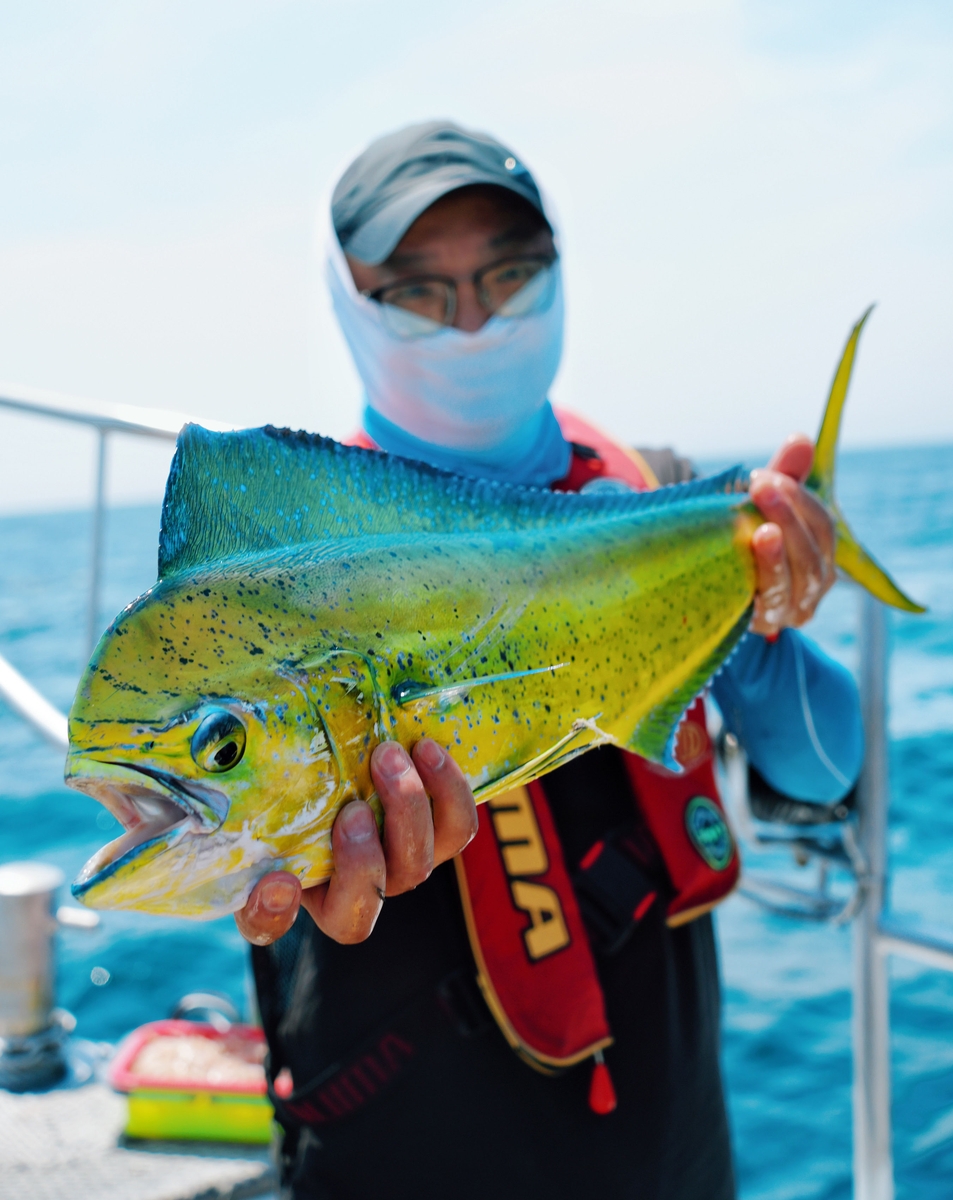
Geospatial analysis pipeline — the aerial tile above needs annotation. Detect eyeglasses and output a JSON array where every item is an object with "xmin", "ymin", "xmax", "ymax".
[{"xmin": 362, "ymin": 254, "xmax": 558, "ymax": 338}]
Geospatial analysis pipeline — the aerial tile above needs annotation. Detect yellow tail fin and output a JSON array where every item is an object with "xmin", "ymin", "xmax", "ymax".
[{"xmin": 805, "ymin": 308, "xmax": 925, "ymax": 614}]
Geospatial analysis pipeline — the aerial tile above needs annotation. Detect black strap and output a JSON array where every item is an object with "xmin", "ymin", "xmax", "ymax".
[
  {"xmin": 570, "ymin": 441, "xmax": 601, "ymax": 461},
  {"xmin": 269, "ymin": 967, "xmax": 490, "ymax": 1130},
  {"xmin": 573, "ymin": 823, "xmax": 667, "ymax": 955}
]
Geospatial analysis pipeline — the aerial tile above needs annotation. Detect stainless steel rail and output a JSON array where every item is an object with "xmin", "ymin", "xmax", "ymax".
[
  {"xmin": 854, "ymin": 593, "xmax": 895, "ymax": 1200},
  {"xmin": 0, "ymin": 381, "xmax": 224, "ymax": 439},
  {"xmin": 876, "ymin": 917, "xmax": 953, "ymax": 974},
  {"xmin": 0, "ymin": 382, "xmax": 232, "ymax": 656},
  {"xmin": 853, "ymin": 593, "xmax": 953, "ymax": 1200},
  {"xmin": 0, "ymin": 654, "xmax": 68, "ymax": 750}
]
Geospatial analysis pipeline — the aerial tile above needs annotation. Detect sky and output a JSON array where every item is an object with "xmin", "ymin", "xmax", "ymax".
[{"xmin": 0, "ymin": 0, "xmax": 950, "ymax": 512}]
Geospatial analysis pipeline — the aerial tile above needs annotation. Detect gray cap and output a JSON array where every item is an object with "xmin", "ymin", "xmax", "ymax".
[{"xmin": 332, "ymin": 120, "xmax": 548, "ymax": 265}]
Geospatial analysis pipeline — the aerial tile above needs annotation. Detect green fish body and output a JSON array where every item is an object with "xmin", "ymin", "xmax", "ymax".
[{"xmin": 66, "ymin": 312, "xmax": 921, "ymax": 918}]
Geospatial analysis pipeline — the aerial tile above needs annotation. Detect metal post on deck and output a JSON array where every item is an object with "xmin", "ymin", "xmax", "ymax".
[
  {"xmin": 853, "ymin": 593, "xmax": 894, "ymax": 1200},
  {"xmin": 86, "ymin": 428, "xmax": 108, "ymax": 657}
]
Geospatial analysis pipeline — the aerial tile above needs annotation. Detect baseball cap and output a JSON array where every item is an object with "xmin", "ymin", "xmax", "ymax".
[{"xmin": 331, "ymin": 120, "xmax": 548, "ymax": 265}]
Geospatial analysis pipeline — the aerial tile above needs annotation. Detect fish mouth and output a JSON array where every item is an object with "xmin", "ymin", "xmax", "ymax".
[{"xmin": 67, "ymin": 760, "xmax": 228, "ymax": 897}]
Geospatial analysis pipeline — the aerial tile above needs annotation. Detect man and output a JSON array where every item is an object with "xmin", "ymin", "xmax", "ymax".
[{"xmin": 236, "ymin": 122, "xmax": 862, "ymax": 1199}]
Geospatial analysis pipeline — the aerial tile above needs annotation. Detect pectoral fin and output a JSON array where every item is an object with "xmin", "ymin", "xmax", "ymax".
[{"xmin": 473, "ymin": 717, "xmax": 616, "ymax": 804}]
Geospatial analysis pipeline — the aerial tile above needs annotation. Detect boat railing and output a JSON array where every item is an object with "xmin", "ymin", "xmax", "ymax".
[
  {"xmin": 0, "ymin": 386, "xmax": 950, "ymax": 1199},
  {"xmin": 0, "ymin": 382, "xmax": 233, "ymax": 657}
]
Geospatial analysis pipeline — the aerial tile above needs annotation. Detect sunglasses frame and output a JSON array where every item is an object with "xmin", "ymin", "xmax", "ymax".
[{"xmin": 362, "ymin": 253, "xmax": 558, "ymax": 330}]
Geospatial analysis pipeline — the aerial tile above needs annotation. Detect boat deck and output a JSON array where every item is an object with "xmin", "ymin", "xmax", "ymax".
[{"xmin": 0, "ymin": 1074, "xmax": 275, "ymax": 1200}]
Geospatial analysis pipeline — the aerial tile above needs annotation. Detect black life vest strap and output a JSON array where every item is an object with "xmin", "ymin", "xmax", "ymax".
[
  {"xmin": 572, "ymin": 822, "xmax": 666, "ymax": 956},
  {"xmin": 267, "ymin": 966, "xmax": 490, "ymax": 1130}
]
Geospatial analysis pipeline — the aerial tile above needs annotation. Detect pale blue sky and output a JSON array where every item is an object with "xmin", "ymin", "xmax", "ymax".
[{"xmin": 0, "ymin": 0, "xmax": 950, "ymax": 510}]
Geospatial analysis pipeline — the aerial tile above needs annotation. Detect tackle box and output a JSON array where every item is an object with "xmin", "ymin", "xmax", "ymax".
[{"xmin": 108, "ymin": 1019, "xmax": 274, "ymax": 1143}]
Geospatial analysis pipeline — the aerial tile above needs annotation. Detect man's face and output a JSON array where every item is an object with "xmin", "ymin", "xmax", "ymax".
[{"xmin": 346, "ymin": 186, "xmax": 555, "ymax": 333}]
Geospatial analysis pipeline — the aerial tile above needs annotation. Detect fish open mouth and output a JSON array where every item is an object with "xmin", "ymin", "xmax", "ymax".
[
  {"xmin": 71, "ymin": 777, "xmax": 195, "ymax": 882},
  {"xmin": 67, "ymin": 760, "xmax": 227, "ymax": 891}
]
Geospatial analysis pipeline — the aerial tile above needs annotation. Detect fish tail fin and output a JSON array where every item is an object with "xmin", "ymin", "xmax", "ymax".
[
  {"xmin": 805, "ymin": 307, "xmax": 926, "ymax": 614},
  {"xmin": 806, "ymin": 306, "xmax": 873, "ymax": 507},
  {"xmin": 832, "ymin": 510, "xmax": 925, "ymax": 613}
]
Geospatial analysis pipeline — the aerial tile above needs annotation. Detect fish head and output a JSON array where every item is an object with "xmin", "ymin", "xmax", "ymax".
[{"xmin": 65, "ymin": 578, "xmax": 354, "ymax": 918}]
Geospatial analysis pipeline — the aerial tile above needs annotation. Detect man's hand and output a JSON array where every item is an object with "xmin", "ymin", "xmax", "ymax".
[
  {"xmin": 748, "ymin": 434, "xmax": 836, "ymax": 636},
  {"xmin": 235, "ymin": 739, "xmax": 478, "ymax": 947}
]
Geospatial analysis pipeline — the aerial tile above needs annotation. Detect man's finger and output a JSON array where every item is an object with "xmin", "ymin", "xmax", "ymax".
[
  {"xmin": 234, "ymin": 871, "xmax": 302, "ymax": 946},
  {"xmin": 412, "ymin": 738, "xmax": 479, "ymax": 865},
  {"xmin": 767, "ymin": 433, "xmax": 813, "ymax": 483},
  {"xmin": 764, "ymin": 436, "xmax": 835, "ymax": 582},
  {"xmin": 750, "ymin": 521, "xmax": 790, "ymax": 635},
  {"xmin": 302, "ymin": 800, "xmax": 386, "ymax": 943},
  {"xmin": 750, "ymin": 472, "xmax": 824, "ymax": 622},
  {"xmin": 371, "ymin": 741, "xmax": 435, "ymax": 896},
  {"xmin": 787, "ymin": 486, "xmax": 836, "ymax": 583}
]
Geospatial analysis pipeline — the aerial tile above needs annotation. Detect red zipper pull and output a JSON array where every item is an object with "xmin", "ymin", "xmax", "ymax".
[{"xmin": 588, "ymin": 1049, "xmax": 617, "ymax": 1115}]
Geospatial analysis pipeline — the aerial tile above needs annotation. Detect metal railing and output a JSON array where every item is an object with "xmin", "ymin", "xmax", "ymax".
[
  {"xmin": 0, "ymin": 381, "xmax": 232, "ymax": 657},
  {"xmin": 851, "ymin": 594, "xmax": 953, "ymax": 1200},
  {"xmin": 0, "ymin": 654, "xmax": 68, "ymax": 750},
  {"xmin": 0, "ymin": 387, "xmax": 950, "ymax": 1197}
]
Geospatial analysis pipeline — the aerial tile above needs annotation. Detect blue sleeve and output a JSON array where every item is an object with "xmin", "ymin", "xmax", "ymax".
[{"xmin": 710, "ymin": 629, "xmax": 863, "ymax": 804}]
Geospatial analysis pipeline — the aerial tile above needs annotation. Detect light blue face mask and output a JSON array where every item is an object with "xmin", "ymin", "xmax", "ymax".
[{"xmin": 327, "ymin": 233, "xmax": 571, "ymax": 487}]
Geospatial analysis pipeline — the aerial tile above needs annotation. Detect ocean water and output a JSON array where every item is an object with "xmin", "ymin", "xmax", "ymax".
[{"xmin": 0, "ymin": 444, "xmax": 951, "ymax": 1197}]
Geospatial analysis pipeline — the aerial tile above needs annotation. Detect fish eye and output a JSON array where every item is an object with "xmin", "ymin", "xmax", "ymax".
[{"xmin": 191, "ymin": 711, "xmax": 246, "ymax": 773}]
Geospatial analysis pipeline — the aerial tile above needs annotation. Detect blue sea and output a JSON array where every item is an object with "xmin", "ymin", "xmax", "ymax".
[{"xmin": 1, "ymin": 444, "xmax": 951, "ymax": 1198}]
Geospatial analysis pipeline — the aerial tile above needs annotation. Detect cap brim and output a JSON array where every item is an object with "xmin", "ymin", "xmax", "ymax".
[{"xmin": 342, "ymin": 167, "xmax": 545, "ymax": 265}]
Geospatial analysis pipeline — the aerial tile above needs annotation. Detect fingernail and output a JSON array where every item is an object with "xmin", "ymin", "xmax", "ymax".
[
  {"xmin": 756, "ymin": 482, "xmax": 779, "ymax": 505},
  {"xmin": 339, "ymin": 801, "xmax": 376, "ymax": 843},
  {"xmin": 260, "ymin": 879, "xmax": 298, "ymax": 913},
  {"xmin": 376, "ymin": 741, "xmax": 412, "ymax": 780},
  {"xmin": 416, "ymin": 739, "xmax": 446, "ymax": 770}
]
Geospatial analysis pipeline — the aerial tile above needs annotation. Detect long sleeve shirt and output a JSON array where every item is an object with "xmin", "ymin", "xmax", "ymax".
[{"xmin": 712, "ymin": 628, "xmax": 863, "ymax": 803}]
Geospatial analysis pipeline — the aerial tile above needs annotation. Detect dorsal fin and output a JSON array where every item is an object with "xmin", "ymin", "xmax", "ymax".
[{"xmin": 158, "ymin": 424, "xmax": 747, "ymax": 579}]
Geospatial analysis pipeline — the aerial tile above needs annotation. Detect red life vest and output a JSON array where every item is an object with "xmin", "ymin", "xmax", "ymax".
[{"xmin": 348, "ymin": 413, "xmax": 740, "ymax": 1105}]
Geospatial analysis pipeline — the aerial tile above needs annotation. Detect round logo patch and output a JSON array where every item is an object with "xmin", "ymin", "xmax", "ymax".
[{"xmin": 684, "ymin": 797, "xmax": 734, "ymax": 872}]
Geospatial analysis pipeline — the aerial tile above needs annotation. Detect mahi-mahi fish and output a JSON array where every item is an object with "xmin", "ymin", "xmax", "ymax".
[{"xmin": 66, "ymin": 310, "xmax": 923, "ymax": 918}]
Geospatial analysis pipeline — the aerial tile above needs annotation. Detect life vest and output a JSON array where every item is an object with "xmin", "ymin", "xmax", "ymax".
[{"xmin": 348, "ymin": 414, "xmax": 740, "ymax": 1112}]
